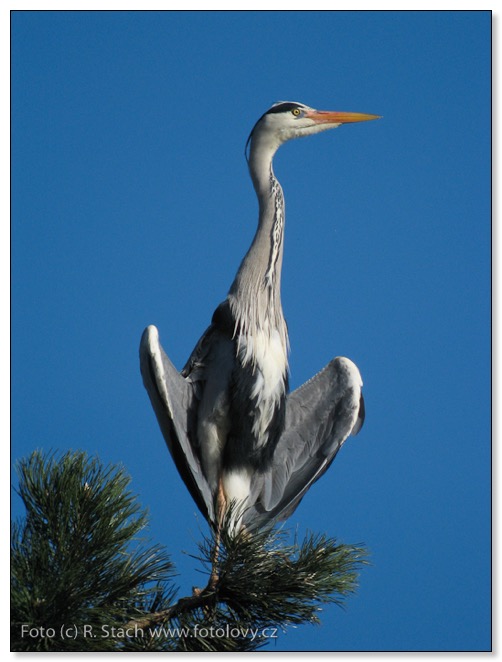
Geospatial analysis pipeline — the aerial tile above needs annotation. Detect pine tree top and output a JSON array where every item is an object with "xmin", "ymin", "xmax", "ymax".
[{"xmin": 11, "ymin": 450, "xmax": 368, "ymax": 652}]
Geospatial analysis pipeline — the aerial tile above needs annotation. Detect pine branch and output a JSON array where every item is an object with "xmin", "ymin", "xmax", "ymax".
[
  {"xmin": 11, "ymin": 450, "xmax": 175, "ymax": 651},
  {"xmin": 125, "ymin": 505, "xmax": 368, "ymax": 650},
  {"xmin": 11, "ymin": 451, "xmax": 369, "ymax": 652},
  {"xmin": 209, "ymin": 510, "xmax": 367, "ymax": 628},
  {"xmin": 125, "ymin": 588, "xmax": 215, "ymax": 631}
]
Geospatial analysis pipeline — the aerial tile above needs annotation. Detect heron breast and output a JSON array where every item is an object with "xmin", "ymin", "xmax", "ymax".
[{"xmin": 238, "ymin": 328, "xmax": 288, "ymax": 443}]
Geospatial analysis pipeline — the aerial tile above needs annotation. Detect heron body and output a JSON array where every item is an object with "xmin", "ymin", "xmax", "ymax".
[{"xmin": 140, "ymin": 101, "xmax": 378, "ymax": 532}]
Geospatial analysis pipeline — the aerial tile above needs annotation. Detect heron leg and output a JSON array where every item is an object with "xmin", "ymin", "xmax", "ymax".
[{"xmin": 209, "ymin": 481, "xmax": 226, "ymax": 590}]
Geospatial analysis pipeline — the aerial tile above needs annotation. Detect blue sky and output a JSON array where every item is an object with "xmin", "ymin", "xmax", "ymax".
[{"xmin": 11, "ymin": 10, "xmax": 491, "ymax": 652}]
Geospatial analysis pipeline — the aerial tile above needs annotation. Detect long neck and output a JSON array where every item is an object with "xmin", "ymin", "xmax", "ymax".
[{"xmin": 228, "ymin": 139, "xmax": 288, "ymax": 347}]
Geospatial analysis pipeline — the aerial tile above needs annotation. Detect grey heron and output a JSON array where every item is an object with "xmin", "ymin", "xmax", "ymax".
[{"xmin": 140, "ymin": 101, "xmax": 378, "ymax": 534}]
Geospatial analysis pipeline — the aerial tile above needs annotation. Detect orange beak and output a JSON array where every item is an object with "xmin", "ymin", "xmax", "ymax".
[{"xmin": 305, "ymin": 109, "xmax": 381, "ymax": 125}]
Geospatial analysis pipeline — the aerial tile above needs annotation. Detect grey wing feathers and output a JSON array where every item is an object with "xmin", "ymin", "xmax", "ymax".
[
  {"xmin": 243, "ymin": 356, "xmax": 364, "ymax": 530},
  {"xmin": 180, "ymin": 323, "xmax": 215, "ymax": 381},
  {"xmin": 139, "ymin": 325, "xmax": 215, "ymax": 522}
]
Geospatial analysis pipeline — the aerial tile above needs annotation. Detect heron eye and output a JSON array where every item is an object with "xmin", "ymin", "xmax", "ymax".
[{"xmin": 291, "ymin": 108, "xmax": 301, "ymax": 117}]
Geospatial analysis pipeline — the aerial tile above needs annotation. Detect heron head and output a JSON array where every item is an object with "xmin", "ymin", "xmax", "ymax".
[{"xmin": 246, "ymin": 101, "xmax": 380, "ymax": 161}]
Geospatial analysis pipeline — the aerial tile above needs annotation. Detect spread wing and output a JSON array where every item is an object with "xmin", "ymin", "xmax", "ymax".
[
  {"xmin": 243, "ymin": 356, "xmax": 364, "ymax": 530},
  {"xmin": 139, "ymin": 325, "xmax": 215, "ymax": 522}
]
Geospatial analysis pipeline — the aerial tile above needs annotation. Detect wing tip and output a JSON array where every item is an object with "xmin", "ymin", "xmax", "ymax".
[
  {"xmin": 333, "ymin": 356, "xmax": 363, "ymax": 388},
  {"xmin": 139, "ymin": 324, "xmax": 173, "ymax": 416},
  {"xmin": 333, "ymin": 356, "xmax": 365, "ymax": 436},
  {"xmin": 141, "ymin": 324, "xmax": 159, "ymax": 349}
]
